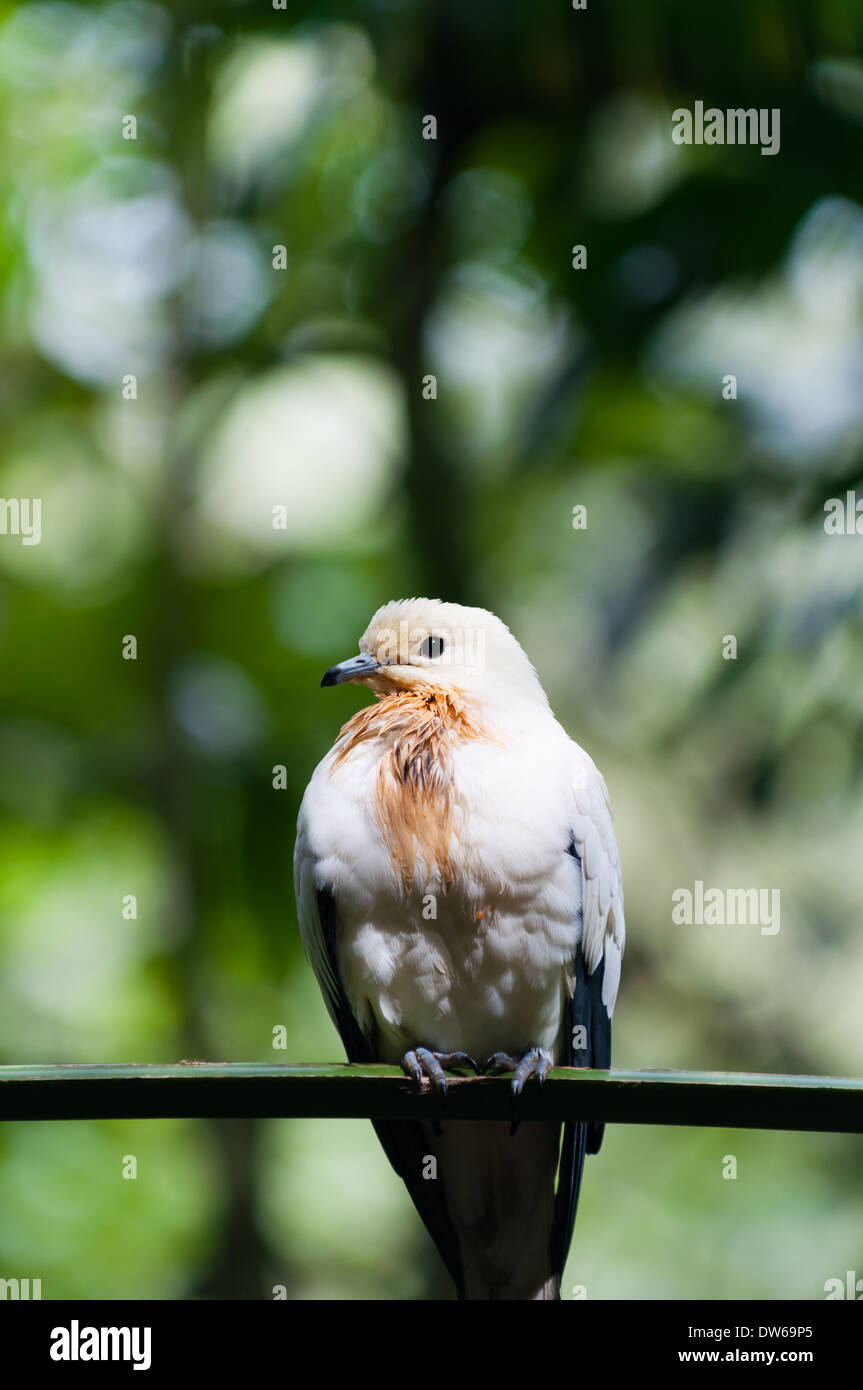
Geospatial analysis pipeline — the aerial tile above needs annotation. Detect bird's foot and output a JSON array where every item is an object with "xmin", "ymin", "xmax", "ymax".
[
  {"xmin": 401, "ymin": 1048, "xmax": 480, "ymax": 1095},
  {"xmin": 484, "ymin": 1047, "xmax": 552, "ymax": 1097}
]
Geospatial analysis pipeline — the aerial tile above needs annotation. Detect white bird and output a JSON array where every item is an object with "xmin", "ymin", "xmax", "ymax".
[{"xmin": 294, "ymin": 598, "xmax": 624, "ymax": 1300}]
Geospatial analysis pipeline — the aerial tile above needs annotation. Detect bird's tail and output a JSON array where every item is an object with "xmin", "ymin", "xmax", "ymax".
[
  {"xmin": 461, "ymin": 1269, "xmax": 561, "ymax": 1301},
  {"xmin": 373, "ymin": 1114, "xmax": 585, "ymax": 1299},
  {"xmin": 432, "ymin": 1119, "xmax": 565, "ymax": 1301}
]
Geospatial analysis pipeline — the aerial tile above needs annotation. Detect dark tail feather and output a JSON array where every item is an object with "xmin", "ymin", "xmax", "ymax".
[
  {"xmin": 373, "ymin": 1117, "xmax": 587, "ymax": 1300},
  {"xmin": 371, "ymin": 1118, "xmax": 463, "ymax": 1288},
  {"xmin": 551, "ymin": 1119, "xmax": 588, "ymax": 1281}
]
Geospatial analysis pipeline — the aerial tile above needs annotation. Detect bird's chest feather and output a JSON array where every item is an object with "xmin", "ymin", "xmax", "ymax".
[
  {"xmin": 319, "ymin": 691, "xmax": 580, "ymax": 1059},
  {"xmin": 332, "ymin": 687, "xmax": 483, "ymax": 891}
]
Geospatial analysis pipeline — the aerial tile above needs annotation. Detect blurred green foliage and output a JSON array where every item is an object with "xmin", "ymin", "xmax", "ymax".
[{"xmin": 0, "ymin": 0, "xmax": 862, "ymax": 1299}]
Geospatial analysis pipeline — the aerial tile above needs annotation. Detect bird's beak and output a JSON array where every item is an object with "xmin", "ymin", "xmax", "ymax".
[{"xmin": 321, "ymin": 652, "xmax": 381, "ymax": 688}]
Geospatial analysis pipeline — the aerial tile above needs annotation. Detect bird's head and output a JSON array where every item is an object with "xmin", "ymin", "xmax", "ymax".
[{"xmin": 321, "ymin": 598, "xmax": 549, "ymax": 714}]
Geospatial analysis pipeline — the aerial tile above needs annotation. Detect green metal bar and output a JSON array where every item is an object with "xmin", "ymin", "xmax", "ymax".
[{"xmin": 0, "ymin": 1064, "xmax": 861, "ymax": 1131}]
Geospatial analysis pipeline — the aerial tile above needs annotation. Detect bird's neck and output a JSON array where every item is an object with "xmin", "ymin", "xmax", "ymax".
[{"xmin": 334, "ymin": 686, "xmax": 485, "ymax": 758}]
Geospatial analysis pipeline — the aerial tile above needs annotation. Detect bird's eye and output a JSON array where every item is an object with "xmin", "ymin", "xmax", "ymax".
[{"xmin": 419, "ymin": 635, "xmax": 445, "ymax": 660}]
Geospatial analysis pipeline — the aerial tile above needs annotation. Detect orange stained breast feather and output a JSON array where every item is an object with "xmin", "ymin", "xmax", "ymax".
[{"xmin": 330, "ymin": 686, "xmax": 492, "ymax": 890}]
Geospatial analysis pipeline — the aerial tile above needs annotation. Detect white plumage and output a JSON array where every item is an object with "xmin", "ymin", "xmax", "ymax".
[{"xmin": 294, "ymin": 598, "xmax": 624, "ymax": 1299}]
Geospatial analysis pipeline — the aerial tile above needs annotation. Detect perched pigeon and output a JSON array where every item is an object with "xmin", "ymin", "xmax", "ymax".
[{"xmin": 294, "ymin": 598, "xmax": 624, "ymax": 1299}]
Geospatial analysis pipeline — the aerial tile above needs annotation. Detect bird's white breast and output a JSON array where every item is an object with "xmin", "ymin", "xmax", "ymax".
[{"xmin": 298, "ymin": 702, "xmax": 588, "ymax": 1064}]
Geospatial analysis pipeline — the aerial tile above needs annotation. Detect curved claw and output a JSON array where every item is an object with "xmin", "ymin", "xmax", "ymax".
[
  {"xmin": 435, "ymin": 1051, "xmax": 481, "ymax": 1074},
  {"xmin": 512, "ymin": 1047, "xmax": 552, "ymax": 1096},
  {"xmin": 484, "ymin": 1047, "xmax": 553, "ymax": 1096},
  {"xmin": 402, "ymin": 1049, "xmax": 424, "ymax": 1089},
  {"xmin": 401, "ymin": 1047, "xmax": 480, "ymax": 1095},
  {"xmin": 484, "ymin": 1051, "xmax": 519, "ymax": 1076}
]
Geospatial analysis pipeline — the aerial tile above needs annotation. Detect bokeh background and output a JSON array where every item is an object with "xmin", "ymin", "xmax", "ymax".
[{"xmin": 1, "ymin": 0, "xmax": 862, "ymax": 1300}]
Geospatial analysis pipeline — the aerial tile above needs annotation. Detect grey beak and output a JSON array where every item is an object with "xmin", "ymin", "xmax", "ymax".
[{"xmin": 321, "ymin": 652, "xmax": 381, "ymax": 688}]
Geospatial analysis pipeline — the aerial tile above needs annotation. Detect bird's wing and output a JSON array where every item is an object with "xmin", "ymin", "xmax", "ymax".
[
  {"xmin": 294, "ymin": 810, "xmax": 374, "ymax": 1063},
  {"xmin": 552, "ymin": 751, "xmax": 625, "ymax": 1275},
  {"xmin": 293, "ymin": 802, "xmax": 464, "ymax": 1286}
]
